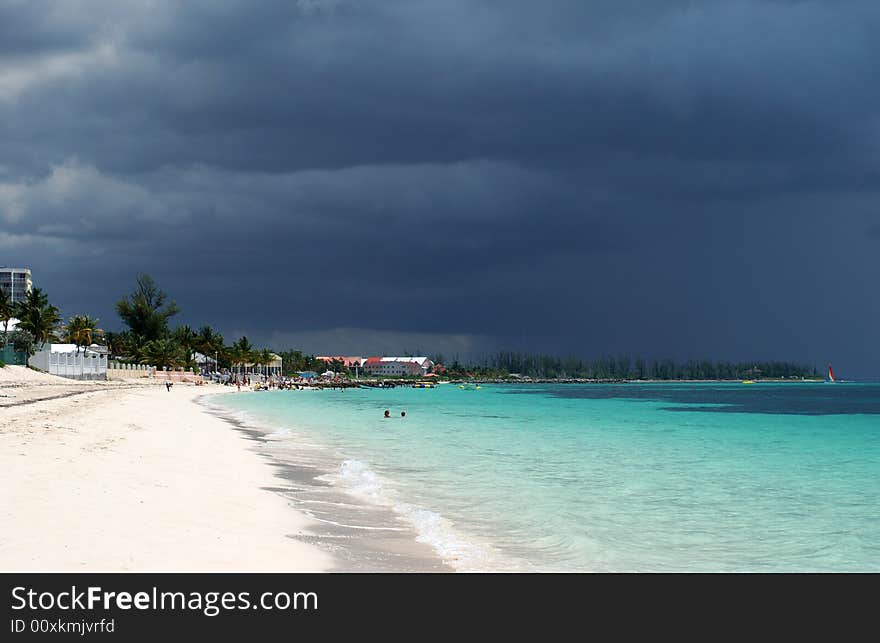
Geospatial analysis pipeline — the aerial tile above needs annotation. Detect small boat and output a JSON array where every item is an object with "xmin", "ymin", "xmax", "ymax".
[
  {"xmin": 412, "ymin": 382, "xmax": 435, "ymax": 389},
  {"xmin": 742, "ymin": 380, "xmax": 756, "ymax": 384},
  {"xmin": 825, "ymin": 364, "xmax": 835, "ymax": 383}
]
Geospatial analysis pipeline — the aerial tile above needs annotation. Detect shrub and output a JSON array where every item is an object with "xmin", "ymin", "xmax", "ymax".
[{"xmin": 11, "ymin": 329, "xmax": 35, "ymax": 356}]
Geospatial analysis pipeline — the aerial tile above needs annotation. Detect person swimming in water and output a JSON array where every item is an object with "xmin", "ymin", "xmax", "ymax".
[
  {"xmin": 384, "ymin": 409, "xmax": 390, "ymax": 418},
  {"xmin": 401, "ymin": 411, "xmax": 406, "ymax": 418}
]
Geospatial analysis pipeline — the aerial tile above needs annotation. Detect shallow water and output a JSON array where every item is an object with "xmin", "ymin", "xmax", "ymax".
[{"xmin": 214, "ymin": 382, "xmax": 880, "ymax": 571}]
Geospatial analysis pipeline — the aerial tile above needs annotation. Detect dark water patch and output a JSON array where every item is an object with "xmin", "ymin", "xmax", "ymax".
[{"xmin": 502, "ymin": 383, "xmax": 880, "ymax": 416}]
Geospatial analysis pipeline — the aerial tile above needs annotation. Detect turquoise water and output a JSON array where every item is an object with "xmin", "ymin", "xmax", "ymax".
[{"xmin": 214, "ymin": 382, "xmax": 880, "ymax": 572}]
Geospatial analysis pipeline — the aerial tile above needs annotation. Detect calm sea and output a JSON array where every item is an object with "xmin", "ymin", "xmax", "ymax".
[{"xmin": 213, "ymin": 382, "xmax": 880, "ymax": 571}]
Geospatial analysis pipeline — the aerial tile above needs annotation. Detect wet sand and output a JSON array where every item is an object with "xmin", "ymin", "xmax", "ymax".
[{"xmin": 200, "ymin": 396, "xmax": 452, "ymax": 572}]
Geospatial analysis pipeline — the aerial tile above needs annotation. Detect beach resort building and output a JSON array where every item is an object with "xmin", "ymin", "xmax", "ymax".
[
  {"xmin": 362, "ymin": 357, "xmax": 434, "ymax": 377},
  {"xmin": 229, "ymin": 353, "xmax": 284, "ymax": 379},
  {"xmin": 0, "ymin": 267, "xmax": 32, "ymax": 304}
]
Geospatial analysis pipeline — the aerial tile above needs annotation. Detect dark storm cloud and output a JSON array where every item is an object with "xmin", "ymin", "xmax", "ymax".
[
  {"xmin": 1, "ymin": 1, "xmax": 878, "ymax": 375},
  {"xmin": 0, "ymin": 0, "xmax": 94, "ymax": 56}
]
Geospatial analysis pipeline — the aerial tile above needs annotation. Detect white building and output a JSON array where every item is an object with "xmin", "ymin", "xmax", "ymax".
[
  {"xmin": 362, "ymin": 356, "xmax": 434, "ymax": 377},
  {"xmin": 0, "ymin": 267, "xmax": 32, "ymax": 304}
]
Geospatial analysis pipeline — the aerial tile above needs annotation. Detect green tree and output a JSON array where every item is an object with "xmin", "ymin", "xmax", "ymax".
[
  {"xmin": 0, "ymin": 286, "xmax": 13, "ymax": 345},
  {"xmin": 278, "ymin": 349, "xmax": 305, "ymax": 375},
  {"xmin": 196, "ymin": 325, "xmax": 224, "ymax": 371},
  {"xmin": 124, "ymin": 333, "xmax": 149, "ymax": 364},
  {"xmin": 115, "ymin": 274, "xmax": 180, "ymax": 340},
  {"xmin": 104, "ymin": 331, "xmax": 127, "ymax": 358},
  {"xmin": 228, "ymin": 336, "xmax": 255, "ymax": 375},
  {"xmin": 172, "ymin": 325, "xmax": 197, "ymax": 365},
  {"xmin": 10, "ymin": 329, "xmax": 35, "ymax": 356},
  {"xmin": 142, "ymin": 338, "xmax": 183, "ymax": 369},
  {"xmin": 257, "ymin": 348, "xmax": 274, "ymax": 377},
  {"xmin": 64, "ymin": 315, "xmax": 103, "ymax": 353},
  {"xmin": 14, "ymin": 287, "xmax": 61, "ymax": 349}
]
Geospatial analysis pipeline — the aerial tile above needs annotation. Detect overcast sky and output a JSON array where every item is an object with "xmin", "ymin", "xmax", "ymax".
[{"xmin": 1, "ymin": 1, "xmax": 878, "ymax": 376}]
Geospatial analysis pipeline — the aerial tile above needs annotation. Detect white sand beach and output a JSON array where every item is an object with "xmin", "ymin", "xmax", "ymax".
[{"xmin": 0, "ymin": 367, "xmax": 332, "ymax": 571}]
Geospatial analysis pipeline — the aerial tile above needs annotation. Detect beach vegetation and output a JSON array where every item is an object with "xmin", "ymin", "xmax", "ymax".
[
  {"xmin": 228, "ymin": 336, "xmax": 254, "ymax": 373},
  {"xmin": 141, "ymin": 338, "xmax": 184, "ymax": 369},
  {"xmin": 440, "ymin": 352, "xmax": 819, "ymax": 381},
  {"xmin": 115, "ymin": 274, "xmax": 180, "ymax": 341},
  {"xmin": 108, "ymin": 331, "xmax": 149, "ymax": 363},
  {"xmin": 171, "ymin": 324, "xmax": 198, "ymax": 368},
  {"xmin": 196, "ymin": 326, "xmax": 224, "ymax": 363},
  {"xmin": 0, "ymin": 285, "xmax": 14, "ymax": 345},
  {"xmin": 10, "ymin": 329, "xmax": 36, "ymax": 357},
  {"xmin": 102, "ymin": 276, "xmax": 820, "ymax": 383},
  {"xmin": 13, "ymin": 288, "xmax": 61, "ymax": 351},
  {"xmin": 275, "ymin": 349, "xmax": 326, "ymax": 376},
  {"xmin": 256, "ymin": 348, "xmax": 274, "ymax": 376},
  {"xmin": 64, "ymin": 315, "xmax": 103, "ymax": 353}
]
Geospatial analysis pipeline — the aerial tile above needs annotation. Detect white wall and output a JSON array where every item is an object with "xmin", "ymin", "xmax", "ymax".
[{"xmin": 29, "ymin": 349, "xmax": 108, "ymax": 379}]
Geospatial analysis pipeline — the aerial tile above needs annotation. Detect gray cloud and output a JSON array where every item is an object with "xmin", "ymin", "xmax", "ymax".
[{"xmin": 0, "ymin": 0, "xmax": 878, "ymax": 376}]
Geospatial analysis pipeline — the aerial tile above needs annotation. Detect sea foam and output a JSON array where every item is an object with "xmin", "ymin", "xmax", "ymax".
[{"xmin": 318, "ymin": 459, "xmax": 498, "ymax": 570}]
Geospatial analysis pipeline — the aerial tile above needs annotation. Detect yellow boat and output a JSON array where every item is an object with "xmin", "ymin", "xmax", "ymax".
[{"xmin": 742, "ymin": 380, "xmax": 756, "ymax": 384}]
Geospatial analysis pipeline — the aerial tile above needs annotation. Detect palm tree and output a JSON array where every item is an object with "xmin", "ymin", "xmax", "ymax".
[
  {"xmin": 141, "ymin": 338, "xmax": 183, "ymax": 369},
  {"xmin": 0, "ymin": 286, "xmax": 13, "ymax": 345},
  {"xmin": 196, "ymin": 325, "xmax": 224, "ymax": 372},
  {"xmin": 172, "ymin": 325, "xmax": 197, "ymax": 365},
  {"xmin": 125, "ymin": 333, "xmax": 149, "ymax": 364},
  {"xmin": 104, "ymin": 331, "xmax": 127, "ymax": 359},
  {"xmin": 226, "ymin": 344, "xmax": 241, "ymax": 377},
  {"xmin": 258, "ymin": 348, "xmax": 274, "ymax": 378},
  {"xmin": 64, "ymin": 315, "xmax": 103, "ymax": 353},
  {"xmin": 14, "ymin": 287, "xmax": 61, "ymax": 350},
  {"xmin": 231, "ymin": 336, "xmax": 254, "ymax": 376}
]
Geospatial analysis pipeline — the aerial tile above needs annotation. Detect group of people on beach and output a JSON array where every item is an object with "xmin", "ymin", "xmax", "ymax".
[{"xmin": 224, "ymin": 375, "xmax": 352, "ymax": 392}]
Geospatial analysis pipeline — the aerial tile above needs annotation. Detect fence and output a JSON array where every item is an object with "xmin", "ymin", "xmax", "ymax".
[
  {"xmin": 107, "ymin": 362, "xmax": 156, "ymax": 380},
  {"xmin": 106, "ymin": 363, "xmax": 202, "ymax": 384},
  {"xmin": 153, "ymin": 367, "xmax": 203, "ymax": 384},
  {"xmin": 1, "ymin": 344, "xmax": 28, "ymax": 366},
  {"xmin": 28, "ymin": 350, "xmax": 108, "ymax": 380}
]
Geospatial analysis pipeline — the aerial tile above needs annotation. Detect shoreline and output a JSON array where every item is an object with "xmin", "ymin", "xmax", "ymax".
[
  {"xmin": 199, "ymin": 390, "xmax": 454, "ymax": 572},
  {"xmin": 0, "ymin": 372, "xmax": 335, "ymax": 571},
  {"xmin": 301, "ymin": 377, "xmax": 829, "ymax": 388}
]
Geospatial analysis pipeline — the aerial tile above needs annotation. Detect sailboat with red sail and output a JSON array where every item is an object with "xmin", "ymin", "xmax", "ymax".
[{"xmin": 825, "ymin": 364, "xmax": 835, "ymax": 383}]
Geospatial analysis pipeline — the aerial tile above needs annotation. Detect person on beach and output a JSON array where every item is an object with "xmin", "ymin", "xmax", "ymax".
[
  {"xmin": 384, "ymin": 409, "xmax": 390, "ymax": 418},
  {"xmin": 165, "ymin": 381, "xmax": 172, "ymax": 392}
]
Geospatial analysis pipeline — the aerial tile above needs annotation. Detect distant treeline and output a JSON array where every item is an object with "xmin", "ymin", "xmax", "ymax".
[
  {"xmin": 434, "ymin": 352, "xmax": 819, "ymax": 380},
  {"xmin": 276, "ymin": 349, "xmax": 332, "ymax": 375}
]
